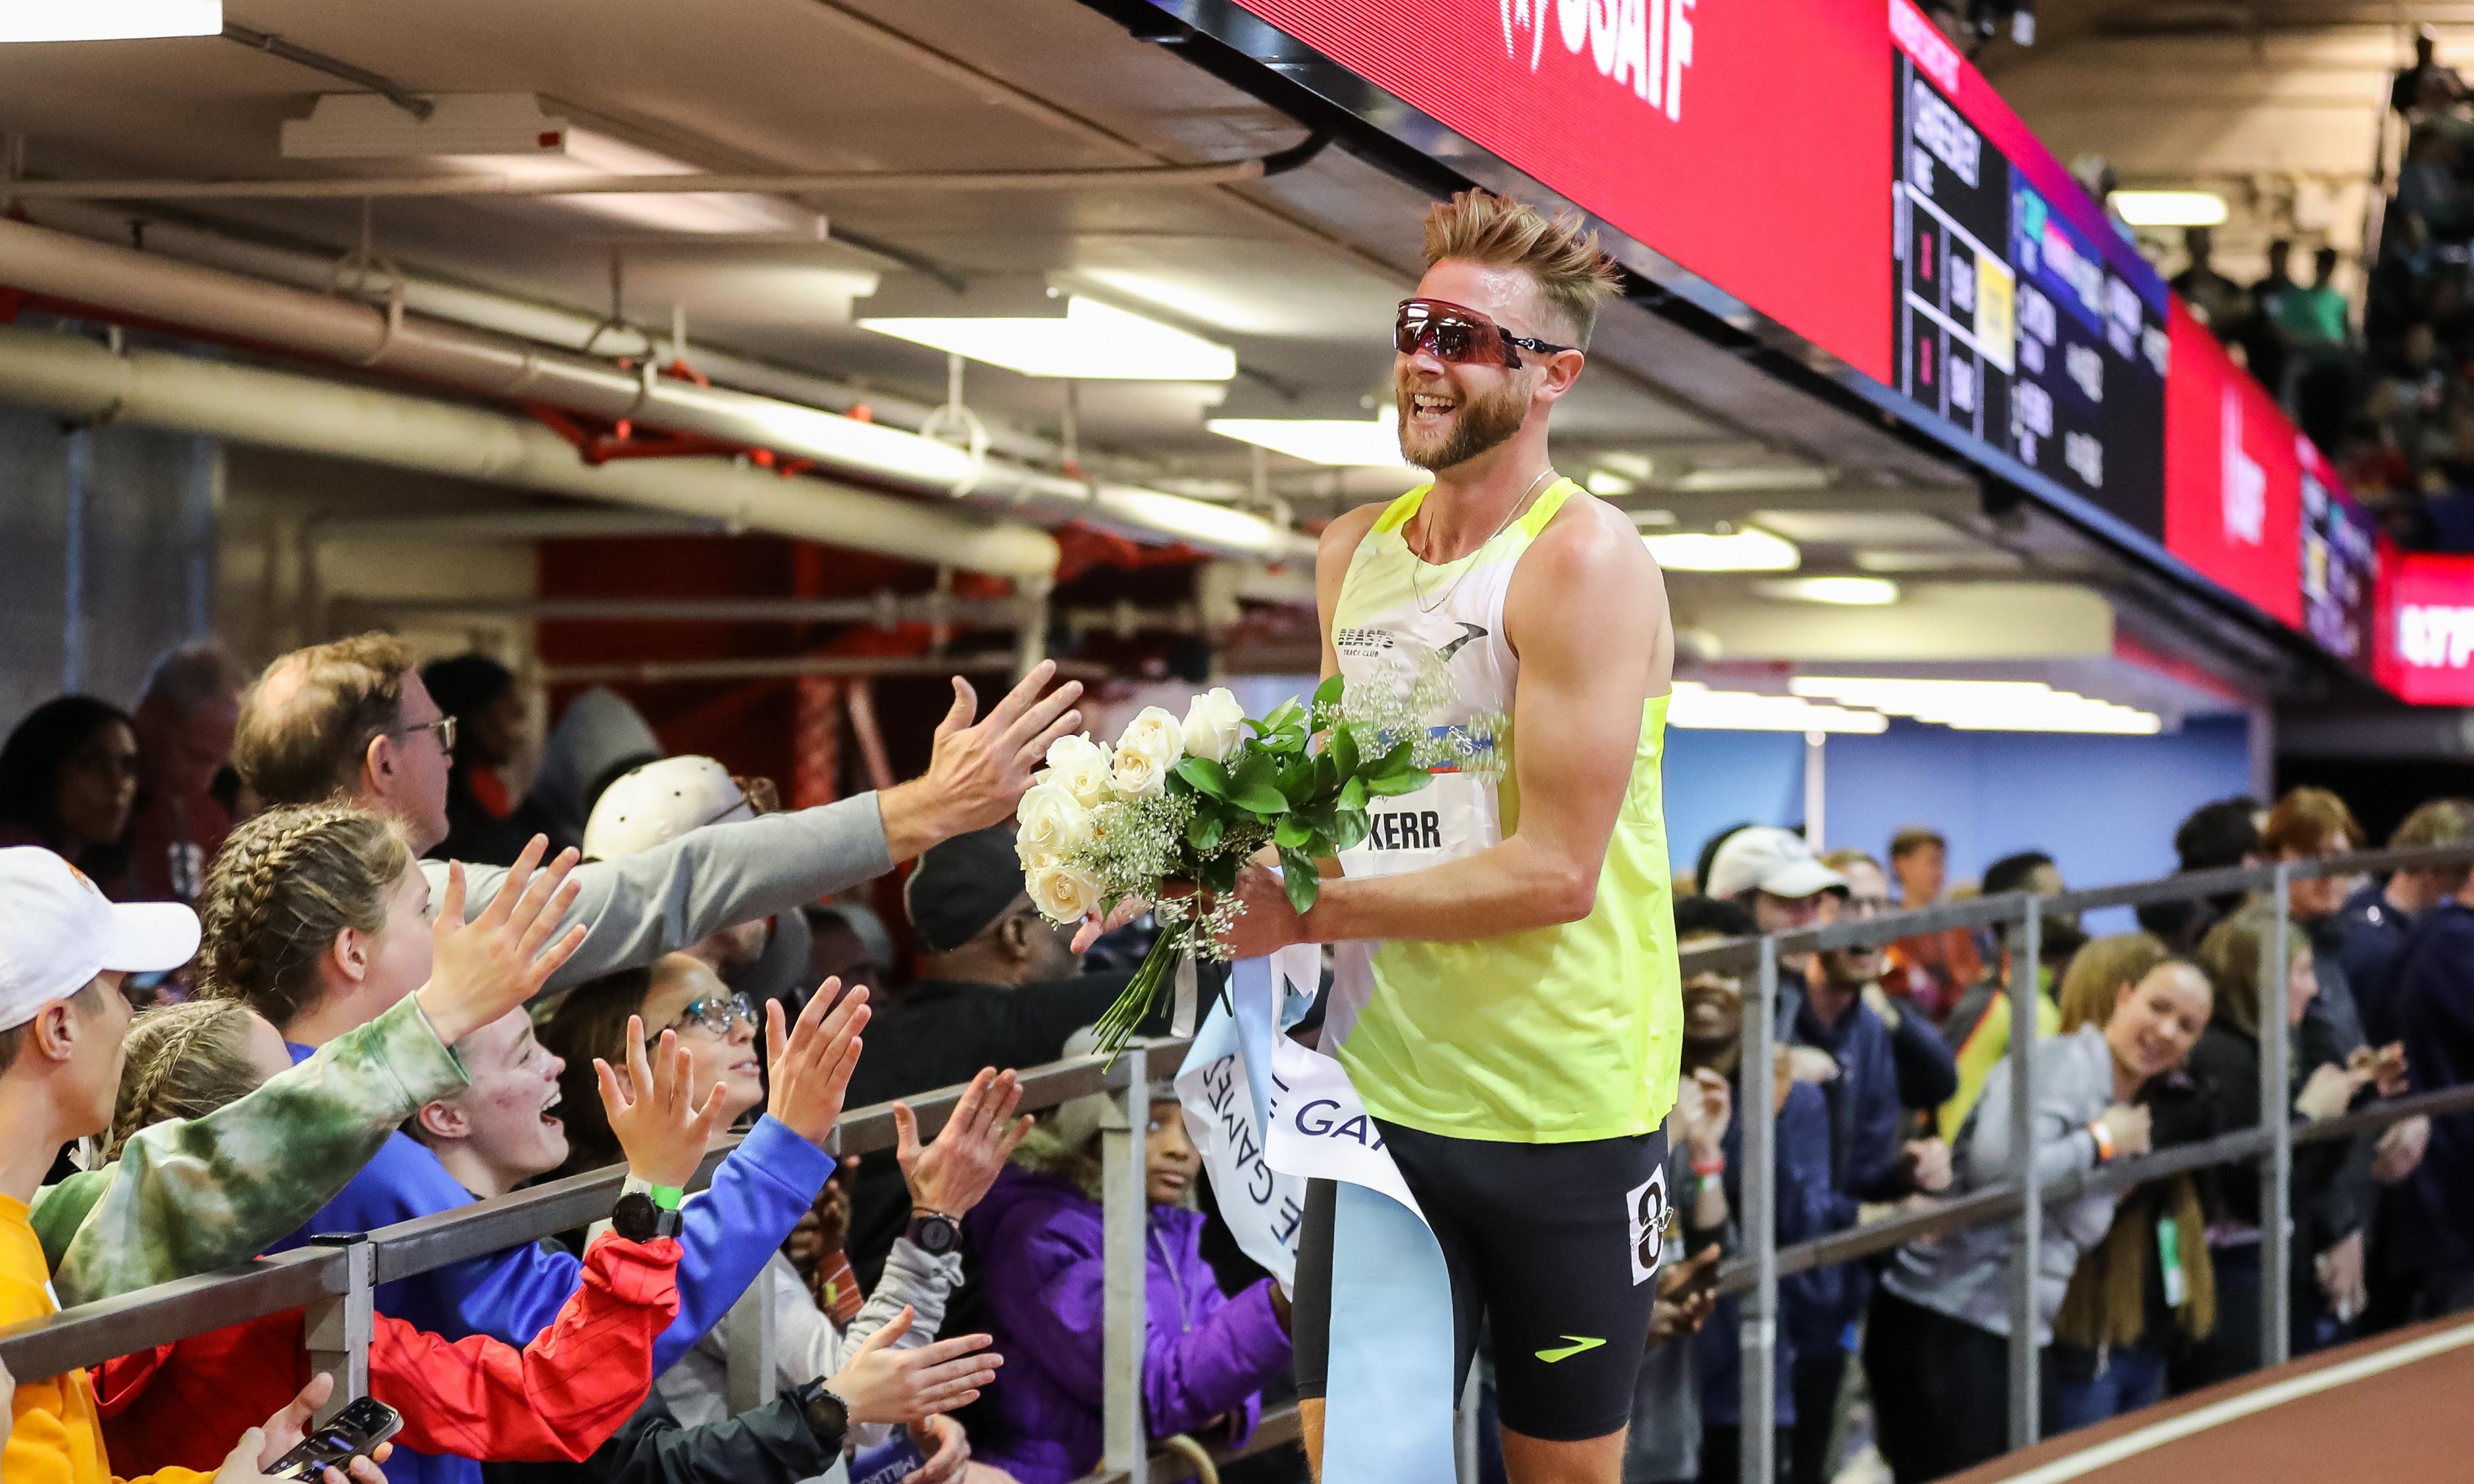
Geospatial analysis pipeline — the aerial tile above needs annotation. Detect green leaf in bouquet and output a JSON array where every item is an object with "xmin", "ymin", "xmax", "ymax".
[
  {"xmin": 1261, "ymin": 697, "xmax": 1305, "ymax": 736},
  {"xmin": 1277, "ymin": 846, "xmax": 1322, "ymax": 913},
  {"xmin": 1203, "ymin": 856, "xmax": 1240, "ymax": 895},
  {"xmin": 1176, "ymin": 755, "xmax": 1233, "ymax": 800},
  {"xmin": 1339, "ymin": 775, "xmax": 1368, "ymax": 811},
  {"xmin": 1187, "ymin": 812, "xmax": 1225, "ymax": 851},
  {"xmin": 1373, "ymin": 736, "xmax": 1416, "ymax": 773},
  {"xmin": 1366, "ymin": 761, "xmax": 1431, "ymax": 796},
  {"xmin": 1328, "ymin": 723, "xmax": 1360, "ymax": 781},
  {"xmin": 1274, "ymin": 815, "xmax": 1314, "ymax": 850},
  {"xmin": 1229, "ymin": 751, "xmax": 1285, "ymax": 814},
  {"xmin": 1312, "ymin": 672, "xmax": 1345, "ymax": 711},
  {"xmin": 1329, "ymin": 806, "xmax": 1370, "ymax": 853},
  {"xmin": 1276, "ymin": 760, "xmax": 1320, "ymax": 806}
]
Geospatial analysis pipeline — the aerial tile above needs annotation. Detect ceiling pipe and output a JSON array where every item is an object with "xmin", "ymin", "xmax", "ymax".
[
  {"xmin": 7, "ymin": 159, "xmax": 1281, "ymax": 202},
  {"xmin": 0, "ymin": 323, "xmax": 1059, "ymax": 578},
  {"xmin": 0, "ymin": 216, "xmax": 1310, "ymax": 563}
]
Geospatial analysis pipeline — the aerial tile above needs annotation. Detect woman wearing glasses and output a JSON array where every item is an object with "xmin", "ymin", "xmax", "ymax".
[{"xmin": 542, "ymin": 954, "xmax": 1033, "ymax": 1459}]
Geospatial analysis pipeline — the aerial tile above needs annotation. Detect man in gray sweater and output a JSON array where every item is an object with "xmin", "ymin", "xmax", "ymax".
[{"xmin": 232, "ymin": 631, "xmax": 1083, "ymax": 998}]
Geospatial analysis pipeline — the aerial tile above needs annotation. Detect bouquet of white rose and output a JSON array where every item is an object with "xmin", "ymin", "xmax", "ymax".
[{"xmin": 1014, "ymin": 675, "xmax": 1445, "ymax": 1054}]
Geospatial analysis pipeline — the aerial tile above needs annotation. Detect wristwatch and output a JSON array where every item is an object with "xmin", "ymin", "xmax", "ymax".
[
  {"xmin": 790, "ymin": 1376, "xmax": 850, "ymax": 1446},
  {"xmin": 612, "ymin": 1176, "xmax": 685, "ymax": 1242},
  {"xmin": 906, "ymin": 1209, "xmax": 962, "ymax": 1256}
]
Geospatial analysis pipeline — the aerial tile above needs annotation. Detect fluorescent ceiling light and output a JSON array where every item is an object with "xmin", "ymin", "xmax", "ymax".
[
  {"xmin": 442, "ymin": 128, "xmax": 824, "ymax": 236},
  {"xmin": 1645, "ymin": 527, "xmax": 1800, "ymax": 572},
  {"xmin": 1, "ymin": 0, "xmax": 218, "ymax": 41},
  {"xmin": 1586, "ymin": 469, "xmax": 1636, "ymax": 496},
  {"xmin": 2109, "ymin": 190, "xmax": 2228, "ymax": 228},
  {"xmin": 1674, "ymin": 465, "xmax": 1832, "ymax": 494},
  {"xmin": 1790, "ymin": 677, "xmax": 2163, "ymax": 734},
  {"xmin": 1208, "ymin": 407, "xmax": 1407, "ymax": 467},
  {"xmin": 1668, "ymin": 681, "xmax": 1888, "ymax": 734},
  {"xmin": 858, "ymin": 296, "xmax": 1237, "ymax": 381},
  {"xmin": 1757, "ymin": 576, "xmax": 1900, "ymax": 606}
]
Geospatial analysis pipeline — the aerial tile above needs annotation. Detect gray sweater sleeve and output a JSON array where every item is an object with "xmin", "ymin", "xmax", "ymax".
[
  {"xmin": 425, "ymin": 793, "xmax": 892, "ymax": 998},
  {"xmin": 1961, "ymin": 1036, "xmax": 2103, "ymax": 1193}
]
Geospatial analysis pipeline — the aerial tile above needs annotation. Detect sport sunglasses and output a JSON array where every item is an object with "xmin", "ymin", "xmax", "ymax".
[{"xmin": 1394, "ymin": 297, "xmax": 1576, "ymax": 369}]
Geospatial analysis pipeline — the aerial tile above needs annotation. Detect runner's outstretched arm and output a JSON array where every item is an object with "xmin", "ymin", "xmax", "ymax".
[{"xmin": 1228, "ymin": 494, "xmax": 1670, "ymax": 956}]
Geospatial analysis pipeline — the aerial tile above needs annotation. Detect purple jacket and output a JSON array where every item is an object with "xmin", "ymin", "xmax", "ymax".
[{"xmin": 966, "ymin": 1164, "xmax": 1292, "ymax": 1484}]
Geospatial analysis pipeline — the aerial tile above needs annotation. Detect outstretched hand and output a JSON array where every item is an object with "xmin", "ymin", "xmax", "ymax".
[
  {"xmin": 766, "ymin": 980, "xmax": 870, "ymax": 1150},
  {"xmin": 829, "ymin": 1306, "xmax": 1001, "ymax": 1425},
  {"xmin": 598, "ymin": 1018, "xmax": 731, "ymax": 1191},
  {"xmin": 881, "ymin": 661, "xmax": 1085, "ymax": 865},
  {"xmin": 417, "ymin": 835, "xmax": 589, "ymax": 1045},
  {"xmin": 897, "ymin": 1067, "xmax": 1034, "ymax": 1218}
]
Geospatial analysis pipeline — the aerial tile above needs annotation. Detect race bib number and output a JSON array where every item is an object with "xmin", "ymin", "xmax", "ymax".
[
  {"xmin": 1337, "ymin": 771, "xmax": 1500, "ymax": 881},
  {"xmin": 1626, "ymin": 1167, "xmax": 1669, "ymax": 1287}
]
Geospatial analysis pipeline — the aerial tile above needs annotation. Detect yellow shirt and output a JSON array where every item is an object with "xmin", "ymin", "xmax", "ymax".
[
  {"xmin": 1, "ymin": 1193, "xmax": 215, "ymax": 1484},
  {"xmin": 1936, "ymin": 983, "xmax": 2064, "ymax": 1142},
  {"xmin": 1326, "ymin": 482, "xmax": 1683, "ymax": 1142}
]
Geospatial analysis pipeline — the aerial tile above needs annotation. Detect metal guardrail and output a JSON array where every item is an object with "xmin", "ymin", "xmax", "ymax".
[{"xmin": 3, "ymin": 840, "xmax": 2470, "ymax": 1484}]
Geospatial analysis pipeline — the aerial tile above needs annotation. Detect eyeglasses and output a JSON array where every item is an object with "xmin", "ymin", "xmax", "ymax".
[
  {"xmin": 397, "ymin": 716, "xmax": 457, "ymax": 754},
  {"xmin": 652, "ymin": 991, "xmax": 757, "ymax": 1042},
  {"xmin": 1395, "ymin": 297, "xmax": 1577, "ymax": 370}
]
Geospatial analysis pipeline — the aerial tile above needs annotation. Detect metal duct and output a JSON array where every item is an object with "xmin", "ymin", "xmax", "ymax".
[
  {"xmin": 0, "ymin": 324, "xmax": 1060, "ymax": 579},
  {"xmin": 0, "ymin": 216, "xmax": 1311, "ymax": 563}
]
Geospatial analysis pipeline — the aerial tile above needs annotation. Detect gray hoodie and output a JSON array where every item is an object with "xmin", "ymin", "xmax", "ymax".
[{"xmin": 1880, "ymin": 1024, "xmax": 2120, "ymax": 1343}]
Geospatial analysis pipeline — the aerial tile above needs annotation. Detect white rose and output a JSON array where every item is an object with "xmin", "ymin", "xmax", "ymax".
[
  {"xmin": 1180, "ymin": 687, "xmax": 1247, "ymax": 765},
  {"xmin": 1015, "ymin": 781, "xmax": 1092, "ymax": 860},
  {"xmin": 1110, "ymin": 706, "xmax": 1184, "ymax": 798},
  {"xmin": 1026, "ymin": 859, "xmax": 1103, "ymax": 923},
  {"xmin": 1042, "ymin": 733, "xmax": 1116, "ymax": 808}
]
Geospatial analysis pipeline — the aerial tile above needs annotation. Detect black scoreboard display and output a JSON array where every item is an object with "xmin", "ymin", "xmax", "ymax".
[{"xmin": 1892, "ymin": 51, "xmax": 2171, "ymax": 538}]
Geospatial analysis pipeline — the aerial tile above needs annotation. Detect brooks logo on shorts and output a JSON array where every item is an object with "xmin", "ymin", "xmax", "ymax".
[{"xmin": 1534, "ymin": 1335, "xmax": 1606, "ymax": 1363}]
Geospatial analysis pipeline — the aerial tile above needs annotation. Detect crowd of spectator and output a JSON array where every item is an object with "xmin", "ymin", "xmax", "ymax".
[{"xmin": 3, "ymin": 638, "xmax": 2474, "ymax": 1484}]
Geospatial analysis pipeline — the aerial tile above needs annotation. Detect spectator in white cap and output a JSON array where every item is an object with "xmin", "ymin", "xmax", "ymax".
[
  {"xmin": 583, "ymin": 756, "xmax": 815, "ymax": 1014},
  {"xmin": 1705, "ymin": 825, "xmax": 1848, "ymax": 937},
  {"xmin": 0, "ymin": 846, "xmax": 427, "ymax": 1484}
]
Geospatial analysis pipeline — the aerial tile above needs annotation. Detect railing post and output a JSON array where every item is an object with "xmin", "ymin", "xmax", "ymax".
[
  {"xmin": 1741, "ymin": 934, "xmax": 1779, "ymax": 1484},
  {"xmin": 302, "ymin": 1233, "xmax": 372, "ymax": 1417},
  {"xmin": 2007, "ymin": 895, "xmax": 2042, "ymax": 1450},
  {"xmin": 724, "ymin": 1262, "xmax": 778, "ymax": 1414},
  {"xmin": 2262, "ymin": 862, "xmax": 2294, "ymax": 1370},
  {"xmin": 1102, "ymin": 1042, "xmax": 1151, "ymax": 1484}
]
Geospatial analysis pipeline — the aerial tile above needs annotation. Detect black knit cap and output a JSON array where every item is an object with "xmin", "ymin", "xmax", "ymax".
[{"xmin": 904, "ymin": 825, "xmax": 1030, "ymax": 952}]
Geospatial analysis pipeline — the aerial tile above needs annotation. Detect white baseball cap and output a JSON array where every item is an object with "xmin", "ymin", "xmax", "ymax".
[
  {"xmin": 0, "ymin": 848, "xmax": 200, "ymax": 1033},
  {"xmin": 582, "ymin": 756, "xmax": 752, "ymax": 860},
  {"xmin": 1705, "ymin": 826, "xmax": 1847, "ymax": 902}
]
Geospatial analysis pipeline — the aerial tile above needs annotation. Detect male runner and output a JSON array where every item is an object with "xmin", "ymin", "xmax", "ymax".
[{"xmin": 1226, "ymin": 192, "xmax": 1680, "ymax": 1482}]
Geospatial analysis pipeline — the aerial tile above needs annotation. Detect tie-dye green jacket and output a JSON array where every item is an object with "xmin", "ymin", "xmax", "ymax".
[{"xmin": 28, "ymin": 993, "xmax": 468, "ymax": 1306}]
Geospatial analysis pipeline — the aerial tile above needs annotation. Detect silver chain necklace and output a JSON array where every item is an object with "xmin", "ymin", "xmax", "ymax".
[{"xmin": 1408, "ymin": 467, "xmax": 1555, "ymax": 614}]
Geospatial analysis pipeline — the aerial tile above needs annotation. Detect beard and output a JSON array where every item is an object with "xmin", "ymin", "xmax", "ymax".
[{"xmin": 1396, "ymin": 374, "xmax": 1532, "ymax": 472}]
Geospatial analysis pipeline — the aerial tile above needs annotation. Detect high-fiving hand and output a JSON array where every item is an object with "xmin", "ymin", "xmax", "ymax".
[
  {"xmin": 896, "ymin": 1067, "xmax": 1035, "ymax": 1219},
  {"xmin": 767, "ymin": 980, "xmax": 871, "ymax": 1150},
  {"xmin": 829, "ymin": 1306, "xmax": 1002, "ymax": 1425},
  {"xmin": 598, "ymin": 1018, "xmax": 732, "ymax": 1192},
  {"xmin": 417, "ymin": 834, "xmax": 589, "ymax": 1046},
  {"xmin": 880, "ymin": 660, "xmax": 1085, "ymax": 864}
]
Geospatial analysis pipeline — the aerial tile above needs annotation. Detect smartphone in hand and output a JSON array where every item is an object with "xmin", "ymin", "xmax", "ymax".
[{"xmin": 267, "ymin": 1397, "xmax": 402, "ymax": 1482}]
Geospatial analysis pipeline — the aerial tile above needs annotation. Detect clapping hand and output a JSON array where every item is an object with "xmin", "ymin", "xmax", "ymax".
[
  {"xmin": 766, "ymin": 980, "xmax": 870, "ymax": 1150},
  {"xmin": 896, "ymin": 1067, "xmax": 1035, "ymax": 1219},
  {"xmin": 596, "ymin": 1019, "xmax": 731, "ymax": 1193},
  {"xmin": 417, "ymin": 836, "xmax": 589, "ymax": 1046}
]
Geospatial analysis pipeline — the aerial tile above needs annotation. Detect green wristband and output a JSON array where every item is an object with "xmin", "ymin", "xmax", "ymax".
[{"xmin": 623, "ymin": 1175, "xmax": 685, "ymax": 1210}]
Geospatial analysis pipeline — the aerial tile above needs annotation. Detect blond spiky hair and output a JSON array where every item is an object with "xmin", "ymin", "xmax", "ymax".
[{"xmin": 1420, "ymin": 190, "xmax": 1623, "ymax": 347}]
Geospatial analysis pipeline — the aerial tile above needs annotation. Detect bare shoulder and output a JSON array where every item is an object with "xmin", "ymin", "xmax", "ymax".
[
  {"xmin": 1316, "ymin": 500, "xmax": 1390, "ymax": 573},
  {"xmin": 1525, "ymin": 488, "xmax": 1661, "ymax": 592}
]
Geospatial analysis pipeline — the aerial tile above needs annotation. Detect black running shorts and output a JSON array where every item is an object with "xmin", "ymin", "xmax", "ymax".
[{"xmin": 1293, "ymin": 1118, "xmax": 1670, "ymax": 1443}]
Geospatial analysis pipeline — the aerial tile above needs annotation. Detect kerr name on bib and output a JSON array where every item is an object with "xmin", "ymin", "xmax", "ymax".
[{"xmin": 1364, "ymin": 808, "xmax": 1444, "ymax": 851}]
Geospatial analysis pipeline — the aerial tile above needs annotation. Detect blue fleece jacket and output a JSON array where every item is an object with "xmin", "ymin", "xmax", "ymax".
[
  {"xmin": 1697, "ymin": 1079, "xmax": 1838, "ymax": 1429},
  {"xmin": 269, "ymin": 1044, "xmax": 834, "ymax": 1484},
  {"xmin": 2336, "ymin": 882, "xmax": 2415, "ymax": 1046},
  {"xmin": 2392, "ymin": 902, "xmax": 2474, "ymax": 1276}
]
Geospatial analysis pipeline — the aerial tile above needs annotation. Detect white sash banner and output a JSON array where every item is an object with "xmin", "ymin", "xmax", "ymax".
[{"xmin": 1177, "ymin": 943, "xmax": 1459, "ymax": 1484}]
